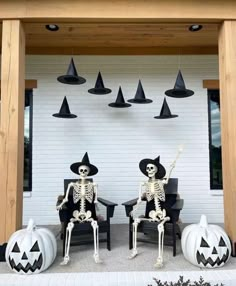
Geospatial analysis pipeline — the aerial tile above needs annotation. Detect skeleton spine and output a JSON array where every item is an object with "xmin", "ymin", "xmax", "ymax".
[
  {"xmin": 154, "ymin": 196, "xmax": 161, "ymax": 212},
  {"xmin": 80, "ymin": 197, "xmax": 86, "ymax": 213}
]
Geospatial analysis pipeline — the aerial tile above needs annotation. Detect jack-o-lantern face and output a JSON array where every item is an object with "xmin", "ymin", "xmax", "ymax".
[
  {"xmin": 8, "ymin": 241, "xmax": 43, "ymax": 273},
  {"xmin": 6, "ymin": 219, "xmax": 57, "ymax": 275},
  {"xmin": 196, "ymin": 237, "xmax": 230, "ymax": 267},
  {"xmin": 181, "ymin": 215, "xmax": 231, "ymax": 268}
]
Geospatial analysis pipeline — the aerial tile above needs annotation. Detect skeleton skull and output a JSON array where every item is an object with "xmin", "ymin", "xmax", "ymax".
[
  {"xmin": 78, "ymin": 165, "xmax": 90, "ymax": 178},
  {"xmin": 146, "ymin": 163, "xmax": 158, "ymax": 178}
]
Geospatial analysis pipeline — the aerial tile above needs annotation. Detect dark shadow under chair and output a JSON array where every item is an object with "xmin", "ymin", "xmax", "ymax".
[
  {"xmin": 122, "ymin": 178, "xmax": 184, "ymax": 256},
  {"xmin": 57, "ymin": 179, "xmax": 118, "ymax": 256}
]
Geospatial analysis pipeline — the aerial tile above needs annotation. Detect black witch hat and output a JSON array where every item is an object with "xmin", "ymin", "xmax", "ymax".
[
  {"xmin": 108, "ymin": 87, "xmax": 131, "ymax": 108},
  {"xmin": 128, "ymin": 80, "xmax": 152, "ymax": 104},
  {"xmin": 139, "ymin": 156, "xmax": 166, "ymax": 179},
  {"xmin": 88, "ymin": 71, "xmax": 112, "ymax": 94},
  {"xmin": 165, "ymin": 70, "xmax": 194, "ymax": 98},
  {"xmin": 70, "ymin": 152, "xmax": 98, "ymax": 176},
  {"xmin": 154, "ymin": 98, "xmax": 178, "ymax": 119},
  {"xmin": 52, "ymin": 96, "xmax": 77, "ymax": 118},
  {"xmin": 57, "ymin": 58, "xmax": 86, "ymax": 85}
]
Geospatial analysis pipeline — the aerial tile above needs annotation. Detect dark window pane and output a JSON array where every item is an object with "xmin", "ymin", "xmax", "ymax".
[
  {"xmin": 208, "ymin": 90, "xmax": 223, "ymax": 189},
  {"xmin": 24, "ymin": 90, "xmax": 33, "ymax": 191}
]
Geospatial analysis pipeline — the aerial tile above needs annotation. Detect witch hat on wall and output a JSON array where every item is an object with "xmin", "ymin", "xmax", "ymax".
[
  {"xmin": 57, "ymin": 58, "xmax": 86, "ymax": 85},
  {"xmin": 128, "ymin": 80, "xmax": 152, "ymax": 104},
  {"xmin": 52, "ymin": 96, "xmax": 77, "ymax": 118},
  {"xmin": 139, "ymin": 156, "xmax": 166, "ymax": 179},
  {"xmin": 108, "ymin": 87, "xmax": 131, "ymax": 108},
  {"xmin": 154, "ymin": 97, "xmax": 178, "ymax": 119},
  {"xmin": 165, "ymin": 70, "xmax": 194, "ymax": 98},
  {"xmin": 70, "ymin": 152, "xmax": 98, "ymax": 176},
  {"xmin": 88, "ymin": 71, "xmax": 112, "ymax": 94}
]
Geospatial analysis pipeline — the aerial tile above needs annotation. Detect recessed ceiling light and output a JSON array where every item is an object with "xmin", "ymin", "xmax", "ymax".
[
  {"xmin": 189, "ymin": 24, "xmax": 203, "ymax": 32},
  {"xmin": 45, "ymin": 24, "xmax": 59, "ymax": 31}
]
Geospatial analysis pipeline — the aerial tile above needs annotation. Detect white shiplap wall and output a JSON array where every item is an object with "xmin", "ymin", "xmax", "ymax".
[{"xmin": 24, "ymin": 55, "xmax": 223, "ymax": 225}]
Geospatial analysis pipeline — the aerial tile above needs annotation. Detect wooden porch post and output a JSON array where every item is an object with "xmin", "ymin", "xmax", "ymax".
[
  {"xmin": 0, "ymin": 20, "xmax": 25, "ymax": 245},
  {"xmin": 218, "ymin": 20, "xmax": 236, "ymax": 256}
]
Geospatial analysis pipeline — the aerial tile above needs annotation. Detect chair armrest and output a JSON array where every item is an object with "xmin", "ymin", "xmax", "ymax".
[
  {"xmin": 122, "ymin": 198, "xmax": 138, "ymax": 207},
  {"xmin": 122, "ymin": 198, "xmax": 138, "ymax": 217},
  {"xmin": 97, "ymin": 197, "xmax": 118, "ymax": 219},
  {"xmin": 171, "ymin": 199, "xmax": 184, "ymax": 211},
  {"xmin": 97, "ymin": 197, "xmax": 118, "ymax": 207}
]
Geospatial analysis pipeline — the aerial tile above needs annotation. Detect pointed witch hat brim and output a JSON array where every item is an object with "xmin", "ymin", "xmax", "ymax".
[
  {"xmin": 70, "ymin": 152, "xmax": 98, "ymax": 176},
  {"xmin": 165, "ymin": 70, "xmax": 194, "ymax": 98},
  {"xmin": 57, "ymin": 58, "xmax": 86, "ymax": 85},
  {"xmin": 53, "ymin": 96, "xmax": 77, "ymax": 118},
  {"xmin": 154, "ymin": 97, "xmax": 178, "ymax": 119},
  {"xmin": 88, "ymin": 71, "xmax": 112, "ymax": 94},
  {"xmin": 139, "ymin": 156, "xmax": 166, "ymax": 179},
  {"xmin": 128, "ymin": 80, "xmax": 152, "ymax": 104},
  {"xmin": 108, "ymin": 87, "xmax": 131, "ymax": 108}
]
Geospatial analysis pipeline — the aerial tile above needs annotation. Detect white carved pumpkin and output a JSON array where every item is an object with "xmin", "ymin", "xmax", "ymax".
[
  {"xmin": 5, "ymin": 219, "xmax": 57, "ymax": 274},
  {"xmin": 181, "ymin": 214, "xmax": 231, "ymax": 268}
]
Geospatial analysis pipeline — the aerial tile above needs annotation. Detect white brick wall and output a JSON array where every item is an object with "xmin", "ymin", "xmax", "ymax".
[{"xmin": 23, "ymin": 55, "xmax": 223, "ymax": 225}]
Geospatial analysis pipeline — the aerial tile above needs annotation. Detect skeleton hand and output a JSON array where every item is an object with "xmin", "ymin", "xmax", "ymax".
[
  {"xmin": 56, "ymin": 203, "xmax": 63, "ymax": 211},
  {"xmin": 56, "ymin": 198, "xmax": 67, "ymax": 211},
  {"xmin": 130, "ymin": 199, "xmax": 142, "ymax": 217}
]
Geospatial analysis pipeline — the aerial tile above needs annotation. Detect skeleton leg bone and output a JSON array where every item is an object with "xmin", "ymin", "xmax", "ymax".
[
  {"xmin": 60, "ymin": 221, "xmax": 74, "ymax": 265},
  {"xmin": 90, "ymin": 219, "xmax": 102, "ymax": 263},
  {"xmin": 129, "ymin": 218, "xmax": 141, "ymax": 259},
  {"xmin": 154, "ymin": 216, "xmax": 170, "ymax": 268}
]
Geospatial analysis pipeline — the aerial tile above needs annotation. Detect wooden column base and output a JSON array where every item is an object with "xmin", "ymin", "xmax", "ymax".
[{"xmin": 0, "ymin": 243, "xmax": 7, "ymax": 261}]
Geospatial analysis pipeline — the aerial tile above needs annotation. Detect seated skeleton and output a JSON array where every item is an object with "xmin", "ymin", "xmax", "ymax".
[
  {"xmin": 129, "ymin": 150, "xmax": 181, "ymax": 268},
  {"xmin": 56, "ymin": 152, "xmax": 102, "ymax": 265}
]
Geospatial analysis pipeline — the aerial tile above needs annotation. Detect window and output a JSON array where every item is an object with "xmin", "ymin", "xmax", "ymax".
[
  {"xmin": 24, "ymin": 90, "xmax": 33, "ymax": 192},
  {"xmin": 208, "ymin": 89, "xmax": 222, "ymax": 189}
]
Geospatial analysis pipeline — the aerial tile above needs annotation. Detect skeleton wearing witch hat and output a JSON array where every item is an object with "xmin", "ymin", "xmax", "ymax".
[
  {"xmin": 129, "ymin": 147, "xmax": 183, "ymax": 267},
  {"xmin": 57, "ymin": 152, "xmax": 101, "ymax": 265}
]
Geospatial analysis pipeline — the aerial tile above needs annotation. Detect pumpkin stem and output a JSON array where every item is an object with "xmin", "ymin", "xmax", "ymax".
[
  {"xmin": 27, "ymin": 219, "xmax": 36, "ymax": 231},
  {"xmin": 199, "ymin": 214, "xmax": 208, "ymax": 228}
]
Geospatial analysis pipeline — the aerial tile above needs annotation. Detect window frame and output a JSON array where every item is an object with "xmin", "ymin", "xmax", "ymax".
[
  {"xmin": 24, "ymin": 89, "xmax": 33, "ymax": 192},
  {"xmin": 207, "ymin": 89, "xmax": 223, "ymax": 190}
]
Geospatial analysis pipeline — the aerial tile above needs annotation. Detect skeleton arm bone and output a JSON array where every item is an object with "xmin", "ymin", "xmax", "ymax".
[
  {"xmin": 93, "ymin": 183, "xmax": 98, "ymax": 204},
  {"xmin": 163, "ymin": 145, "xmax": 183, "ymax": 184},
  {"xmin": 56, "ymin": 182, "xmax": 74, "ymax": 210},
  {"xmin": 162, "ymin": 162, "xmax": 175, "ymax": 185},
  {"xmin": 130, "ymin": 182, "xmax": 145, "ymax": 217}
]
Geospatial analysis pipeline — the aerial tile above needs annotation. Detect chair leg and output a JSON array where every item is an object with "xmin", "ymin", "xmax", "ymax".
[
  {"xmin": 129, "ymin": 217, "xmax": 133, "ymax": 250},
  {"xmin": 107, "ymin": 229, "xmax": 111, "ymax": 251},
  {"xmin": 62, "ymin": 222, "xmax": 68, "ymax": 257},
  {"xmin": 172, "ymin": 222, "xmax": 176, "ymax": 257}
]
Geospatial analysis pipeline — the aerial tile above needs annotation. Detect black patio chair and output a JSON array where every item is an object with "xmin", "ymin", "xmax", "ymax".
[
  {"xmin": 57, "ymin": 179, "xmax": 118, "ymax": 256},
  {"xmin": 122, "ymin": 178, "xmax": 183, "ymax": 256}
]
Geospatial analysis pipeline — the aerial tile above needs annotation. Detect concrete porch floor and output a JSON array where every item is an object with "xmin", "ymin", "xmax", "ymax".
[{"xmin": 0, "ymin": 224, "xmax": 235, "ymax": 285}]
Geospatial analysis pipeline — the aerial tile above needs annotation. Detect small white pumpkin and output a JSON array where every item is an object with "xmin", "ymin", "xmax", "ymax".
[
  {"xmin": 5, "ymin": 219, "xmax": 57, "ymax": 274},
  {"xmin": 181, "ymin": 214, "xmax": 231, "ymax": 268}
]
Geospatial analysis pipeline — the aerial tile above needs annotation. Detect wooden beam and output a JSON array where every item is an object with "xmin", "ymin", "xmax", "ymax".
[
  {"xmin": 0, "ymin": 20, "xmax": 25, "ymax": 244},
  {"xmin": 202, "ymin": 80, "xmax": 219, "ymax": 89},
  {"xmin": 26, "ymin": 46, "xmax": 218, "ymax": 55},
  {"xmin": 218, "ymin": 20, "xmax": 236, "ymax": 256},
  {"xmin": 0, "ymin": 0, "xmax": 236, "ymax": 21},
  {"xmin": 0, "ymin": 80, "xmax": 37, "ymax": 91}
]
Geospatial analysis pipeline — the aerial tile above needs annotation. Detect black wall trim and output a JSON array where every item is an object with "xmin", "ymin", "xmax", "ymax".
[
  {"xmin": 207, "ymin": 89, "xmax": 223, "ymax": 190},
  {"xmin": 24, "ymin": 89, "xmax": 33, "ymax": 192}
]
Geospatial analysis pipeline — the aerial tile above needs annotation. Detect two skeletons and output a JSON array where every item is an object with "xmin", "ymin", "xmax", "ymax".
[
  {"xmin": 130, "ymin": 148, "xmax": 182, "ymax": 267},
  {"xmin": 57, "ymin": 152, "xmax": 101, "ymax": 265}
]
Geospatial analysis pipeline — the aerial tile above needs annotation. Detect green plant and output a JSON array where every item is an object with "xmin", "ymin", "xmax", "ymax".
[{"xmin": 148, "ymin": 276, "xmax": 224, "ymax": 286}]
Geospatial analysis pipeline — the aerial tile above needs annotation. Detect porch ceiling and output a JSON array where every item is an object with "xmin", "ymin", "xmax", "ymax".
[{"xmin": 0, "ymin": 22, "xmax": 219, "ymax": 55}]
